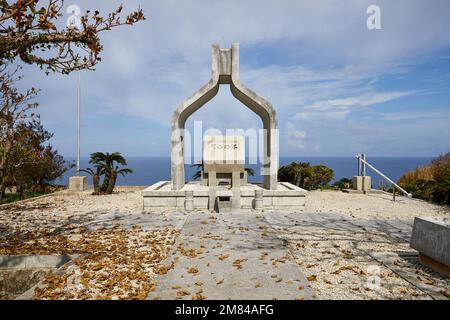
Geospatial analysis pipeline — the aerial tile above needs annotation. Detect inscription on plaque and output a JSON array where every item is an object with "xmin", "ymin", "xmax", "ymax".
[{"xmin": 203, "ymin": 136, "xmax": 244, "ymax": 164}]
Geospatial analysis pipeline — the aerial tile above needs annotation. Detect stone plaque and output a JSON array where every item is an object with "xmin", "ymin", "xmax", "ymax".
[{"xmin": 203, "ymin": 135, "xmax": 245, "ymax": 164}]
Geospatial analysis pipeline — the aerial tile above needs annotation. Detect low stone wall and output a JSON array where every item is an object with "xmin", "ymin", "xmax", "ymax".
[
  {"xmin": 142, "ymin": 181, "xmax": 306, "ymax": 211},
  {"xmin": 0, "ymin": 255, "xmax": 72, "ymax": 300}
]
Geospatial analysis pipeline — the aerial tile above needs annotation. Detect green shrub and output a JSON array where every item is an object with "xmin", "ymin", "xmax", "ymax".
[
  {"xmin": 397, "ymin": 152, "xmax": 450, "ymax": 205},
  {"xmin": 2, "ymin": 191, "xmax": 47, "ymax": 204},
  {"xmin": 431, "ymin": 157, "xmax": 450, "ymax": 205},
  {"xmin": 397, "ymin": 166, "xmax": 433, "ymax": 186},
  {"xmin": 402, "ymin": 179, "xmax": 436, "ymax": 201},
  {"xmin": 332, "ymin": 178, "xmax": 353, "ymax": 190},
  {"xmin": 278, "ymin": 162, "xmax": 334, "ymax": 190}
]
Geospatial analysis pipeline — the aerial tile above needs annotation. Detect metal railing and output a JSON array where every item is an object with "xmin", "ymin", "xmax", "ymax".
[{"xmin": 356, "ymin": 154, "xmax": 412, "ymax": 200}]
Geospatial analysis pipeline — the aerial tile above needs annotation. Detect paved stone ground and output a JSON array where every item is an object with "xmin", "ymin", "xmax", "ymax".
[
  {"xmin": 86, "ymin": 211, "xmax": 187, "ymax": 232},
  {"xmin": 5, "ymin": 206, "xmax": 447, "ymax": 300},
  {"xmin": 145, "ymin": 211, "xmax": 448, "ymax": 300},
  {"xmin": 264, "ymin": 212, "xmax": 414, "ymax": 242},
  {"xmin": 147, "ymin": 213, "xmax": 312, "ymax": 300},
  {"xmin": 265, "ymin": 212, "xmax": 449, "ymax": 300}
]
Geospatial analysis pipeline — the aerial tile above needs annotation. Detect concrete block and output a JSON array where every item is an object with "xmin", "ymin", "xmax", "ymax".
[
  {"xmin": 231, "ymin": 187, "xmax": 241, "ymax": 210},
  {"xmin": 352, "ymin": 176, "xmax": 372, "ymax": 192},
  {"xmin": 209, "ymin": 171, "xmax": 217, "ymax": 187},
  {"xmin": 203, "ymin": 135, "xmax": 244, "ymax": 165},
  {"xmin": 185, "ymin": 190, "xmax": 194, "ymax": 211},
  {"xmin": 232, "ymin": 171, "xmax": 241, "ymax": 188},
  {"xmin": 241, "ymin": 171, "xmax": 248, "ymax": 186},
  {"xmin": 147, "ymin": 197, "xmax": 177, "ymax": 207},
  {"xmin": 193, "ymin": 197, "xmax": 209, "ymax": 209},
  {"xmin": 68, "ymin": 176, "xmax": 87, "ymax": 192},
  {"xmin": 410, "ymin": 217, "xmax": 450, "ymax": 274},
  {"xmin": 143, "ymin": 181, "xmax": 307, "ymax": 211},
  {"xmin": 240, "ymin": 196, "xmax": 253, "ymax": 209},
  {"xmin": 254, "ymin": 189, "xmax": 263, "ymax": 210},
  {"xmin": 217, "ymin": 197, "xmax": 232, "ymax": 213}
]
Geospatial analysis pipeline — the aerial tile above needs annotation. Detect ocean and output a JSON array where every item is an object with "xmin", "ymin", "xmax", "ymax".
[{"xmin": 59, "ymin": 156, "xmax": 434, "ymax": 188}]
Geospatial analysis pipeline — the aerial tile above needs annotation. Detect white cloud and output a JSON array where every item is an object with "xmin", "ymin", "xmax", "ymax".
[
  {"xmin": 294, "ymin": 110, "xmax": 349, "ymax": 121},
  {"xmin": 304, "ymin": 91, "xmax": 415, "ymax": 111},
  {"xmin": 284, "ymin": 122, "xmax": 309, "ymax": 150},
  {"xmin": 16, "ymin": 0, "xmax": 450, "ymax": 156},
  {"xmin": 379, "ymin": 110, "xmax": 450, "ymax": 121}
]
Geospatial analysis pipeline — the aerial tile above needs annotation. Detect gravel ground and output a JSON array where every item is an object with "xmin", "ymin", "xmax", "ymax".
[
  {"xmin": 0, "ymin": 188, "xmax": 178, "ymax": 300},
  {"xmin": 1, "ymin": 188, "xmax": 449, "ymax": 300},
  {"xmin": 0, "ymin": 189, "xmax": 144, "ymax": 234},
  {"xmin": 265, "ymin": 213, "xmax": 450, "ymax": 300},
  {"xmin": 303, "ymin": 190, "xmax": 449, "ymax": 220}
]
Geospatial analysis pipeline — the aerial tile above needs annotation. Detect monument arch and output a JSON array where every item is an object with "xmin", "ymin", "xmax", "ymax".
[{"xmin": 171, "ymin": 43, "xmax": 279, "ymax": 190}]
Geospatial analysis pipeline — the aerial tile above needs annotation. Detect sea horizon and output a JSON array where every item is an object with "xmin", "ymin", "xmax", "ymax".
[{"xmin": 60, "ymin": 156, "xmax": 435, "ymax": 188}]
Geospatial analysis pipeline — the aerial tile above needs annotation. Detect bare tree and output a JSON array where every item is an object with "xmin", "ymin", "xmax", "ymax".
[{"xmin": 0, "ymin": 0, "xmax": 145, "ymax": 74}]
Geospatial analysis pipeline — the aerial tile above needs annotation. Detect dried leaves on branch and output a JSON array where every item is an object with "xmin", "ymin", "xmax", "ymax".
[{"xmin": 0, "ymin": 0, "xmax": 145, "ymax": 74}]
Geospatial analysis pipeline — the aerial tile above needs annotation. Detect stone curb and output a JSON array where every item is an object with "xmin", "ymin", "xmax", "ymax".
[{"xmin": 0, "ymin": 190, "xmax": 65, "ymax": 210}]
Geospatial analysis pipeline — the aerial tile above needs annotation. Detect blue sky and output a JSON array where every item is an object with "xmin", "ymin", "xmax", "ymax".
[{"xmin": 18, "ymin": 0, "xmax": 450, "ymax": 157}]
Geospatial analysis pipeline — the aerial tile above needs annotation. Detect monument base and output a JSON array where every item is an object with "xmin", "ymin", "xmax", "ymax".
[
  {"xmin": 419, "ymin": 253, "xmax": 450, "ymax": 277},
  {"xmin": 410, "ymin": 217, "xmax": 450, "ymax": 277},
  {"xmin": 142, "ymin": 181, "xmax": 307, "ymax": 212},
  {"xmin": 352, "ymin": 176, "xmax": 372, "ymax": 192},
  {"xmin": 68, "ymin": 176, "xmax": 87, "ymax": 192}
]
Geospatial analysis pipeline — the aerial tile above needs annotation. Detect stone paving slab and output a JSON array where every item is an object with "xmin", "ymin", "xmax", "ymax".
[
  {"xmin": 147, "ymin": 213, "xmax": 312, "ymax": 300},
  {"xmin": 368, "ymin": 251, "xmax": 449, "ymax": 300},
  {"xmin": 86, "ymin": 211, "xmax": 187, "ymax": 231},
  {"xmin": 263, "ymin": 212, "xmax": 449, "ymax": 300},
  {"xmin": 264, "ymin": 212, "xmax": 413, "ymax": 242}
]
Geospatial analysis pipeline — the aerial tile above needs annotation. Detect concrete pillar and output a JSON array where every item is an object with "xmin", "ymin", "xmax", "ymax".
[
  {"xmin": 254, "ymin": 189, "xmax": 263, "ymax": 210},
  {"xmin": 241, "ymin": 171, "xmax": 248, "ymax": 186},
  {"xmin": 68, "ymin": 176, "xmax": 87, "ymax": 191},
  {"xmin": 208, "ymin": 187, "xmax": 217, "ymax": 211},
  {"xmin": 232, "ymin": 170, "xmax": 241, "ymax": 188},
  {"xmin": 209, "ymin": 171, "xmax": 217, "ymax": 187},
  {"xmin": 352, "ymin": 176, "xmax": 372, "ymax": 192},
  {"xmin": 231, "ymin": 187, "xmax": 241, "ymax": 210},
  {"xmin": 185, "ymin": 190, "xmax": 194, "ymax": 212},
  {"xmin": 200, "ymin": 172, "xmax": 208, "ymax": 186}
]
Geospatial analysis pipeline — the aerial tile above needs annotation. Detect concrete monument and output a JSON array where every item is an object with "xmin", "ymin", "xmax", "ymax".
[
  {"xmin": 142, "ymin": 43, "xmax": 306, "ymax": 212},
  {"xmin": 171, "ymin": 43, "xmax": 278, "ymax": 191},
  {"xmin": 201, "ymin": 135, "xmax": 247, "ymax": 188}
]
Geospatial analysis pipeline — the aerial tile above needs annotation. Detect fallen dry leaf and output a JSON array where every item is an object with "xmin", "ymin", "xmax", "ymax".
[
  {"xmin": 177, "ymin": 290, "xmax": 191, "ymax": 297},
  {"xmin": 218, "ymin": 254, "xmax": 230, "ymax": 261},
  {"xmin": 187, "ymin": 267, "xmax": 199, "ymax": 274},
  {"xmin": 232, "ymin": 259, "xmax": 248, "ymax": 269},
  {"xmin": 307, "ymin": 275, "xmax": 317, "ymax": 282}
]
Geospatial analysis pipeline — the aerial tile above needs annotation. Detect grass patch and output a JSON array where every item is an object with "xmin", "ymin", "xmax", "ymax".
[{"xmin": 1, "ymin": 192, "xmax": 48, "ymax": 204}]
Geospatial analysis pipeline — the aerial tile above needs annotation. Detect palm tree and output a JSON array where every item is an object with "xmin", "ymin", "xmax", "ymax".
[
  {"xmin": 84, "ymin": 152, "xmax": 133, "ymax": 194},
  {"xmin": 191, "ymin": 161, "xmax": 204, "ymax": 180},
  {"xmin": 245, "ymin": 167, "xmax": 255, "ymax": 177},
  {"xmin": 89, "ymin": 152, "xmax": 129, "ymax": 192},
  {"xmin": 80, "ymin": 166, "xmax": 103, "ymax": 193},
  {"xmin": 105, "ymin": 166, "xmax": 133, "ymax": 194}
]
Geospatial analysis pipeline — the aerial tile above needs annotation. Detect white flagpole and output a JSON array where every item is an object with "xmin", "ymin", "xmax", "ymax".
[{"xmin": 76, "ymin": 70, "xmax": 81, "ymax": 176}]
